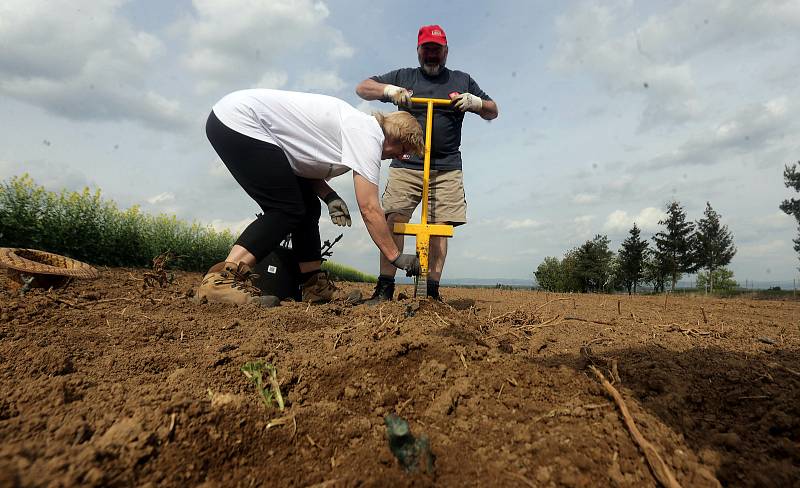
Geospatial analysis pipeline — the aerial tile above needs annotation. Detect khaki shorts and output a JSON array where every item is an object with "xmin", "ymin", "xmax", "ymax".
[{"xmin": 381, "ymin": 167, "xmax": 467, "ymax": 225}]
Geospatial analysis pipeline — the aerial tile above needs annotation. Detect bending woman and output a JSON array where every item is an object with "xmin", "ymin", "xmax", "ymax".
[{"xmin": 198, "ymin": 88, "xmax": 424, "ymax": 306}]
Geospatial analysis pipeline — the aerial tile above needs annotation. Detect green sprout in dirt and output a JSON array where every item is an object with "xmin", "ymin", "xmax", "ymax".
[{"xmin": 241, "ymin": 361, "xmax": 285, "ymax": 411}]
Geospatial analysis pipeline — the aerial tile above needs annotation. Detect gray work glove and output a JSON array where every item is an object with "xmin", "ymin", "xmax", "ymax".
[
  {"xmin": 323, "ymin": 192, "xmax": 351, "ymax": 227},
  {"xmin": 391, "ymin": 254, "xmax": 421, "ymax": 277}
]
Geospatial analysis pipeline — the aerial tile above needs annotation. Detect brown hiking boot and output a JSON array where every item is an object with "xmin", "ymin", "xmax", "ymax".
[
  {"xmin": 301, "ymin": 271, "xmax": 337, "ymax": 303},
  {"xmin": 197, "ymin": 261, "xmax": 279, "ymax": 307}
]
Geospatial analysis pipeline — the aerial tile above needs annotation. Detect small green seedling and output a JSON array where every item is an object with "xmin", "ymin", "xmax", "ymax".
[
  {"xmin": 241, "ymin": 361, "xmax": 285, "ymax": 411},
  {"xmin": 385, "ymin": 414, "xmax": 435, "ymax": 474}
]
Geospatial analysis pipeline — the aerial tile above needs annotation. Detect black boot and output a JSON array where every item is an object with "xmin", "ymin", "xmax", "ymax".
[
  {"xmin": 365, "ymin": 275, "xmax": 395, "ymax": 306},
  {"xmin": 427, "ymin": 280, "xmax": 442, "ymax": 301}
]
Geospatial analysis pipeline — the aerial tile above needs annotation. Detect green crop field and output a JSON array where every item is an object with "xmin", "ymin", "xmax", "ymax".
[{"xmin": 0, "ymin": 174, "xmax": 373, "ymax": 282}]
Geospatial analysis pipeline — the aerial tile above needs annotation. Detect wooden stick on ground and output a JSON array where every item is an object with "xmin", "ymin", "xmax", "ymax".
[
  {"xmin": 564, "ymin": 316, "xmax": 615, "ymax": 326},
  {"xmin": 507, "ymin": 472, "xmax": 536, "ymax": 488},
  {"xmin": 44, "ymin": 295, "xmax": 85, "ymax": 309},
  {"xmin": 589, "ymin": 366, "xmax": 682, "ymax": 488},
  {"xmin": 533, "ymin": 297, "xmax": 573, "ymax": 313}
]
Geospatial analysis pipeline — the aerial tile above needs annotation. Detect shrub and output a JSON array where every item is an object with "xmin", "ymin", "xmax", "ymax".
[
  {"xmin": 696, "ymin": 267, "xmax": 738, "ymax": 292},
  {"xmin": 0, "ymin": 174, "xmax": 375, "ymax": 281},
  {"xmin": 0, "ymin": 174, "xmax": 234, "ymax": 271}
]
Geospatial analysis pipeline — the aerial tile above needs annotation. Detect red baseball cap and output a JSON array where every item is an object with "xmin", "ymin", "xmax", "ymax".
[{"xmin": 417, "ymin": 25, "xmax": 447, "ymax": 46}]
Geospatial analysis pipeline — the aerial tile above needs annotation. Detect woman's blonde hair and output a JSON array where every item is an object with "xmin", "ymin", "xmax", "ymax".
[{"xmin": 373, "ymin": 111, "xmax": 424, "ymax": 157}]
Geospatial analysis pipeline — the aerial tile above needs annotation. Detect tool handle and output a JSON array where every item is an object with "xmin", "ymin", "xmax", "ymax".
[{"xmin": 409, "ymin": 97, "xmax": 453, "ymax": 105}]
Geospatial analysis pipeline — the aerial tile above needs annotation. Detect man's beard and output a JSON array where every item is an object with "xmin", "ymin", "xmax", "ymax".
[{"xmin": 421, "ymin": 63, "xmax": 443, "ymax": 76}]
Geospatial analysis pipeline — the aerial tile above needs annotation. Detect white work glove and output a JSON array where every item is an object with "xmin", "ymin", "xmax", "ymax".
[
  {"xmin": 323, "ymin": 192, "xmax": 351, "ymax": 227},
  {"xmin": 383, "ymin": 84, "xmax": 412, "ymax": 106},
  {"xmin": 451, "ymin": 92, "xmax": 483, "ymax": 112}
]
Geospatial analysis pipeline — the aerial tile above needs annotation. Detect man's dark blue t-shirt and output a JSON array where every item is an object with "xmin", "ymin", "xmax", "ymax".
[{"xmin": 371, "ymin": 67, "xmax": 491, "ymax": 171}]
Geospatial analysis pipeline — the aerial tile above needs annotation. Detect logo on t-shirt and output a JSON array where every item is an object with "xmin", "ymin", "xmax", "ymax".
[{"xmin": 401, "ymin": 153, "xmax": 411, "ymax": 160}]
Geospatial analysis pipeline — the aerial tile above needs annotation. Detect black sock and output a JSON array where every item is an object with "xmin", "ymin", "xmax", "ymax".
[
  {"xmin": 300, "ymin": 269, "xmax": 321, "ymax": 283},
  {"xmin": 427, "ymin": 280, "xmax": 440, "ymax": 296},
  {"xmin": 378, "ymin": 275, "xmax": 396, "ymax": 284}
]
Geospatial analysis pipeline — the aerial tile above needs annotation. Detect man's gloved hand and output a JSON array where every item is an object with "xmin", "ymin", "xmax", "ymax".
[
  {"xmin": 323, "ymin": 192, "xmax": 351, "ymax": 227},
  {"xmin": 451, "ymin": 92, "xmax": 483, "ymax": 113},
  {"xmin": 383, "ymin": 84, "xmax": 413, "ymax": 106},
  {"xmin": 391, "ymin": 253, "xmax": 421, "ymax": 277}
]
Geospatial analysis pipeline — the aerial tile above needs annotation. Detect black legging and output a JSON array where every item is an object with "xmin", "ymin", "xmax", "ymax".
[{"xmin": 205, "ymin": 111, "xmax": 321, "ymax": 263}]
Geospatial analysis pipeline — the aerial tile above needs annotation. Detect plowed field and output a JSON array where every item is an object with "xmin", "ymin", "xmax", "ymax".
[{"xmin": 1, "ymin": 268, "xmax": 798, "ymax": 487}]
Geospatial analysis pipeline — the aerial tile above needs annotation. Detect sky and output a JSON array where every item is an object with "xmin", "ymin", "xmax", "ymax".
[{"xmin": 1, "ymin": 0, "xmax": 799, "ymax": 284}]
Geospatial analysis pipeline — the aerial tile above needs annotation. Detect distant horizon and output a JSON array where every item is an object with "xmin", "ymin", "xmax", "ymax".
[{"xmin": 396, "ymin": 275, "xmax": 800, "ymax": 290}]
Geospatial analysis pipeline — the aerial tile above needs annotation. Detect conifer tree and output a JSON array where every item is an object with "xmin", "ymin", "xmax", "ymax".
[
  {"xmin": 618, "ymin": 223, "xmax": 649, "ymax": 294},
  {"xmin": 574, "ymin": 234, "xmax": 614, "ymax": 293},
  {"xmin": 653, "ymin": 201, "xmax": 696, "ymax": 291},
  {"xmin": 693, "ymin": 202, "xmax": 736, "ymax": 292}
]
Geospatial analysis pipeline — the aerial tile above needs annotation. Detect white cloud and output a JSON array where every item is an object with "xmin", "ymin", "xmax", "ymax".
[
  {"xmin": 635, "ymin": 0, "xmax": 800, "ymax": 61},
  {"xmin": 470, "ymin": 217, "xmax": 546, "ymax": 232},
  {"xmin": 0, "ymin": 159, "xmax": 91, "ymax": 192},
  {"xmin": 254, "ymin": 71, "xmax": 289, "ymax": 90},
  {"xmin": 147, "ymin": 192, "xmax": 175, "ymax": 205},
  {"xmin": 550, "ymin": 0, "xmax": 800, "ymax": 131},
  {"xmin": 550, "ymin": 1, "xmax": 700, "ymax": 130},
  {"xmin": 182, "ymin": 0, "xmax": 352, "ymax": 93},
  {"xmin": 461, "ymin": 250, "xmax": 509, "ymax": 264},
  {"xmin": 738, "ymin": 239, "xmax": 788, "ymax": 258},
  {"xmin": 643, "ymin": 97, "xmax": 792, "ymax": 169},
  {"xmin": 504, "ymin": 218, "xmax": 542, "ymax": 230},
  {"xmin": 327, "ymin": 30, "xmax": 355, "ymax": 58},
  {"xmin": 603, "ymin": 207, "xmax": 665, "ymax": 232},
  {"xmin": 208, "ymin": 217, "xmax": 251, "ymax": 235},
  {"xmin": 760, "ymin": 211, "xmax": 794, "ymax": 229},
  {"xmin": 355, "ymin": 99, "xmax": 382, "ymax": 114},
  {"xmin": 294, "ymin": 70, "xmax": 347, "ymax": 94},
  {"xmin": 572, "ymin": 193, "xmax": 597, "ymax": 204},
  {"xmin": 0, "ymin": 0, "xmax": 186, "ymax": 130}
]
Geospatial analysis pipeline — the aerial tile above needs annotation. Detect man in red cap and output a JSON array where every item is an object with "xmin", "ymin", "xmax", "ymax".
[{"xmin": 356, "ymin": 24, "xmax": 499, "ymax": 304}]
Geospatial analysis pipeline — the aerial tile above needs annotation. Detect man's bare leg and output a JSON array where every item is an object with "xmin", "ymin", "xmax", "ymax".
[{"xmin": 428, "ymin": 234, "xmax": 448, "ymax": 282}]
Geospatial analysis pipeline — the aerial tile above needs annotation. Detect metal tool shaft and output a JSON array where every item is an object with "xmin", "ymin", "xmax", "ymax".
[{"xmin": 394, "ymin": 98, "xmax": 455, "ymax": 298}]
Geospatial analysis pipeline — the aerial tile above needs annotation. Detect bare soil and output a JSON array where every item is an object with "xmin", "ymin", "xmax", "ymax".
[{"xmin": 1, "ymin": 268, "xmax": 799, "ymax": 487}]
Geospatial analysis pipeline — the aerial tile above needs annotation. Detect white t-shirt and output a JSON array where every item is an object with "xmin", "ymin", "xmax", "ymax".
[{"xmin": 212, "ymin": 89, "xmax": 384, "ymax": 186}]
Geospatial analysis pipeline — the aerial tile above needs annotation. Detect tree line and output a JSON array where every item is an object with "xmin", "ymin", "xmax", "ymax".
[{"xmin": 534, "ymin": 201, "xmax": 736, "ymax": 294}]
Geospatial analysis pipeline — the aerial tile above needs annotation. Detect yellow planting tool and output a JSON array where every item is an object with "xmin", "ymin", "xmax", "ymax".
[{"xmin": 393, "ymin": 97, "xmax": 454, "ymax": 298}]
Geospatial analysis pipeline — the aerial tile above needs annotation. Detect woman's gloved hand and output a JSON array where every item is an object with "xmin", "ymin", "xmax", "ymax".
[{"xmin": 324, "ymin": 192, "xmax": 351, "ymax": 227}]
